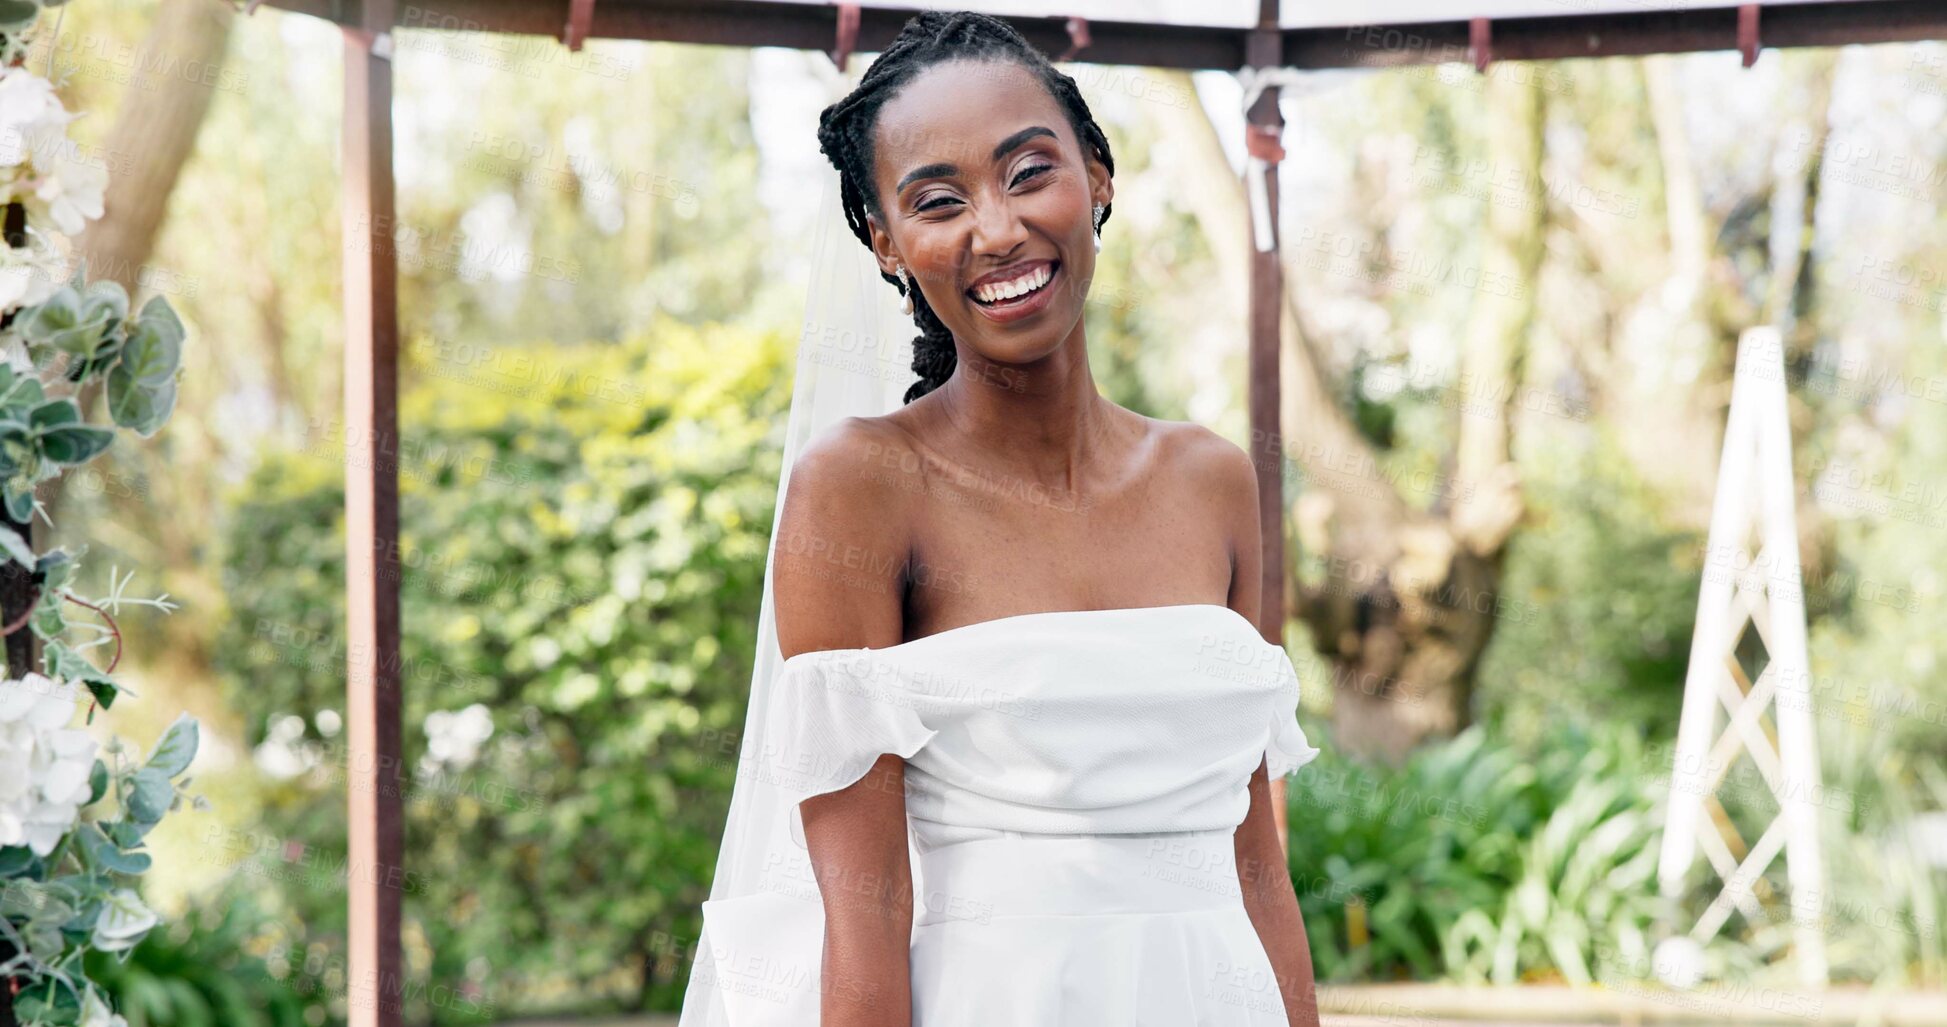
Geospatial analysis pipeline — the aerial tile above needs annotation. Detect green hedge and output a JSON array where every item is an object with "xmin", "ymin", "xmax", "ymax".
[{"xmin": 213, "ymin": 321, "xmax": 790, "ymax": 1020}]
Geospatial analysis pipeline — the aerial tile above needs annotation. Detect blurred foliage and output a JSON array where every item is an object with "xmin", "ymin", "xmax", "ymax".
[
  {"xmin": 210, "ymin": 320, "xmax": 790, "ymax": 1020},
  {"xmin": 1474, "ymin": 435, "xmax": 1699, "ymax": 748},
  {"xmin": 1287, "ymin": 722, "xmax": 1667, "ymax": 986},
  {"xmin": 85, "ymin": 896, "xmax": 306, "ymax": 1027}
]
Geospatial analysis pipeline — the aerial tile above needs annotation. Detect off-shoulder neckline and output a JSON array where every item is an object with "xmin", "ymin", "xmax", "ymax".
[{"xmin": 778, "ymin": 602, "xmax": 1273, "ymax": 666}]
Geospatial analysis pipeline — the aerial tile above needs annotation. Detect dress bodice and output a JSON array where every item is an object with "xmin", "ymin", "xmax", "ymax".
[
  {"xmin": 683, "ymin": 603, "xmax": 1320, "ymax": 1027},
  {"xmin": 759, "ymin": 603, "xmax": 1320, "ymax": 849}
]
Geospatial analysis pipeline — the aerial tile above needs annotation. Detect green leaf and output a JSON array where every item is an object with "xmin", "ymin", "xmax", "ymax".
[
  {"xmin": 0, "ymin": 1, "xmax": 43, "ymax": 31},
  {"xmin": 88, "ymin": 759, "xmax": 108, "ymax": 804},
  {"xmin": 121, "ymin": 297, "xmax": 185, "ymax": 385},
  {"xmin": 0, "ymin": 845, "xmax": 35, "ymax": 877},
  {"xmin": 0, "ymin": 523, "xmax": 33, "ymax": 567},
  {"xmin": 79, "ymin": 279, "xmax": 129, "ymax": 330},
  {"xmin": 104, "ymin": 821, "xmax": 147, "ymax": 850},
  {"xmin": 146, "ymin": 713, "xmax": 199, "ymax": 778},
  {"xmin": 82, "ymin": 675, "xmax": 117, "ymax": 712},
  {"xmin": 0, "ymin": 366, "xmax": 47, "ymax": 417},
  {"xmin": 125, "ymin": 768, "xmax": 174, "ymax": 825},
  {"xmin": 36, "ymin": 547, "xmax": 75, "ymax": 590},
  {"xmin": 37, "ymin": 423, "xmax": 114, "ymax": 466},
  {"xmin": 29, "ymin": 399, "xmax": 80, "ymax": 429},
  {"xmin": 19, "ymin": 285, "xmax": 116, "ymax": 360},
  {"xmin": 106, "ymin": 363, "xmax": 176, "ymax": 437},
  {"xmin": 78, "ymin": 824, "xmax": 151, "ymax": 876},
  {"xmin": 4, "ymin": 483, "xmax": 35, "ymax": 522}
]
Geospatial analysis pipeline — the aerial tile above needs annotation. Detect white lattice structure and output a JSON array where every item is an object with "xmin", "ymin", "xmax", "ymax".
[{"xmin": 1656, "ymin": 326, "xmax": 1828, "ymax": 988}]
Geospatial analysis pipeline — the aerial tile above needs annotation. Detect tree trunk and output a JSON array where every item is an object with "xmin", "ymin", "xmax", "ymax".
[
  {"xmin": 49, "ymin": 0, "xmax": 235, "ymax": 536},
  {"xmin": 1159, "ymin": 69, "xmax": 1541, "ymax": 762},
  {"xmin": 74, "ymin": 0, "xmax": 235, "ymax": 297}
]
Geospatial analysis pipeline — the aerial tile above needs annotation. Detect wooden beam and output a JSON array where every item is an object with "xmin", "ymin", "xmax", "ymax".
[
  {"xmin": 341, "ymin": 0, "xmax": 404, "ymax": 1024},
  {"xmin": 256, "ymin": 0, "xmax": 1947, "ymax": 65},
  {"xmin": 1246, "ymin": 11, "xmax": 1284, "ymax": 646}
]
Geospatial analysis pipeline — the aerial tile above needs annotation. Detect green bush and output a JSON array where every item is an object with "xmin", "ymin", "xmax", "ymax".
[
  {"xmin": 84, "ymin": 896, "xmax": 307, "ymax": 1027},
  {"xmin": 213, "ymin": 321, "xmax": 790, "ymax": 1019},
  {"xmin": 1287, "ymin": 721, "xmax": 1667, "ymax": 985}
]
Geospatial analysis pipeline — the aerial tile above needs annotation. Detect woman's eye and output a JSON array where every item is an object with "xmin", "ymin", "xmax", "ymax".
[
  {"xmin": 917, "ymin": 195, "xmax": 960, "ymax": 212},
  {"xmin": 1012, "ymin": 163, "xmax": 1053, "ymax": 187}
]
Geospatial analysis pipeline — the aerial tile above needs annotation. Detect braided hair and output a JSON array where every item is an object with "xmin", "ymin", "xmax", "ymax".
[{"xmin": 815, "ymin": 11, "xmax": 1116, "ymax": 403}]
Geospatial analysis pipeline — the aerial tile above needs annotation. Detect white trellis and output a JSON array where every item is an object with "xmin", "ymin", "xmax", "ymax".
[{"xmin": 1656, "ymin": 325, "xmax": 1828, "ymax": 989}]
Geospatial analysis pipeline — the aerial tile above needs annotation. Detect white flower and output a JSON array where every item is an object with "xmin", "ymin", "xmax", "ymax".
[
  {"xmin": 79, "ymin": 989, "xmax": 129, "ymax": 1027},
  {"xmin": 26, "ymin": 125, "xmax": 107, "ymax": 236},
  {"xmin": 91, "ymin": 889, "xmax": 157, "ymax": 953},
  {"xmin": 0, "ymin": 66, "xmax": 105, "ymax": 239},
  {"xmin": 0, "ymin": 224, "xmax": 69, "ymax": 313},
  {"xmin": 0, "ymin": 674, "xmax": 97, "ymax": 856},
  {"xmin": 0, "ymin": 68, "xmax": 75, "ymax": 169}
]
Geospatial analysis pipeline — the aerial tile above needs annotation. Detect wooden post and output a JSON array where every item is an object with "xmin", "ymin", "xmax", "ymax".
[
  {"xmin": 341, "ymin": 4, "xmax": 405, "ymax": 1025},
  {"xmin": 0, "ymin": 200, "xmax": 30, "ymax": 1027},
  {"xmin": 1244, "ymin": 2, "xmax": 1290, "ymax": 841}
]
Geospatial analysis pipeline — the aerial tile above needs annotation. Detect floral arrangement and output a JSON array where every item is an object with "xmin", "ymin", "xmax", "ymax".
[{"xmin": 1, "ymin": 3, "xmax": 200, "ymax": 1025}]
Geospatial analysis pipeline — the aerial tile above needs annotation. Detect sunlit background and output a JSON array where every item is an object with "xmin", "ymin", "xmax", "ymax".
[{"xmin": 15, "ymin": 0, "xmax": 1946, "ymax": 1023}]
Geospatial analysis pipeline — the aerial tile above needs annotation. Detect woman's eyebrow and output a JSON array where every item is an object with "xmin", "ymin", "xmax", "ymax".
[{"xmin": 895, "ymin": 126, "xmax": 1058, "ymax": 193}]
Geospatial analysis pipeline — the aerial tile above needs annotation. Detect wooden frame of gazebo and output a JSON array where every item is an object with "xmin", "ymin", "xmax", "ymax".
[{"xmin": 244, "ymin": 1, "xmax": 1947, "ymax": 1021}]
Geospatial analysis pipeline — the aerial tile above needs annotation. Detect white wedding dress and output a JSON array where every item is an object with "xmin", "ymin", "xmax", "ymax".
[{"xmin": 688, "ymin": 601, "xmax": 1320, "ymax": 1026}]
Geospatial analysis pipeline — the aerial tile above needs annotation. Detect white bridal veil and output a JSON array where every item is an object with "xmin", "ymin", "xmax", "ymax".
[{"xmin": 676, "ymin": 164, "xmax": 916, "ymax": 1026}]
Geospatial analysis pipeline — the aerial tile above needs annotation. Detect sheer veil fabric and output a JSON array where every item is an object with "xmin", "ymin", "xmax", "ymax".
[{"xmin": 676, "ymin": 166, "xmax": 914, "ymax": 1027}]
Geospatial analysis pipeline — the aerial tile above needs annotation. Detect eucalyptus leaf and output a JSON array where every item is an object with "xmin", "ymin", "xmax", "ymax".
[
  {"xmin": 29, "ymin": 398, "xmax": 80, "ymax": 429},
  {"xmin": 0, "ymin": 844, "xmax": 35, "ymax": 876},
  {"xmin": 36, "ymin": 546, "xmax": 75, "ymax": 589},
  {"xmin": 122, "ymin": 297, "xmax": 185, "ymax": 385},
  {"xmin": 88, "ymin": 758, "xmax": 108, "ymax": 804},
  {"xmin": 5, "ymin": 482, "xmax": 35, "ymax": 522},
  {"xmin": 124, "ymin": 767, "xmax": 174, "ymax": 825},
  {"xmin": 0, "ymin": 522, "xmax": 33, "ymax": 567},
  {"xmin": 0, "ymin": 0, "xmax": 42, "ymax": 30},
  {"xmin": 38, "ymin": 423, "xmax": 115, "ymax": 465},
  {"xmin": 106, "ymin": 362, "xmax": 176, "ymax": 437},
  {"xmin": 104, "ymin": 821, "xmax": 147, "ymax": 850},
  {"xmin": 0, "ymin": 366, "xmax": 47, "ymax": 416},
  {"xmin": 21, "ymin": 286, "xmax": 115, "ymax": 360},
  {"xmin": 146, "ymin": 712, "xmax": 199, "ymax": 778}
]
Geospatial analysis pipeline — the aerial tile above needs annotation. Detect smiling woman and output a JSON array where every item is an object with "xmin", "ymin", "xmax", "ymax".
[
  {"xmin": 680, "ymin": 10, "xmax": 1323, "ymax": 1027},
  {"xmin": 814, "ymin": 13, "xmax": 1116, "ymax": 400}
]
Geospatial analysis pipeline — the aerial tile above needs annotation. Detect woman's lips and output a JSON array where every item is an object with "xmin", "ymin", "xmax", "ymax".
[{"xmin": 966, "ymin": 261, "xmax": 1060, "ymax": 325}]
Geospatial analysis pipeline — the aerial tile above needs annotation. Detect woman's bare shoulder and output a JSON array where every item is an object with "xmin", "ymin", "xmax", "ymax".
[
  {"xmin": 782, "ymin": 414, "xmax": 926, "ymax": 529},
  {"xmin": 1134, "ymin": 413, "xmax": 1260, "ymax": 500},
  {"xmin": 772, "ymin": 415, "xmax": 922, "ymax": 655}
]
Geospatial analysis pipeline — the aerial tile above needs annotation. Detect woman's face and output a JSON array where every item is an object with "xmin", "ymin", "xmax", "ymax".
[{"xmin": 865, "ymin": 59, "xmax": 1112, "ymax": 370}]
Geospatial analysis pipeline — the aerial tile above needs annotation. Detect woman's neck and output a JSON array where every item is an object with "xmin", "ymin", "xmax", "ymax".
[{"xmin": 928, "ymin": 325, "xmax": 1118, "ymax": 494}]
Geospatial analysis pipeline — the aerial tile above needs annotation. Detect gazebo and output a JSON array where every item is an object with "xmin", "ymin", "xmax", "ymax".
[{"xmin": 242, "ymin": 0, "xmax": 1947, "ymax": 1022}]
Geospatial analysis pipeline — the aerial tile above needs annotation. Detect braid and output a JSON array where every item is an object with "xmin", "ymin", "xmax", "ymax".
[{"xmin": 815, "ymin": 11, "xmax": 1116, "ymax": 403}]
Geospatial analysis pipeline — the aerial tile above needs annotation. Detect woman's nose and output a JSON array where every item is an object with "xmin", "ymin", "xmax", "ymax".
[{"xmin": 968, "ymin": 196, "xmax": 1030, "ymax": 257}]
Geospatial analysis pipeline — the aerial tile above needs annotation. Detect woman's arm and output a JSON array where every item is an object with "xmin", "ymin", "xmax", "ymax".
[
  {"xmin": 773, "ymin": 419, "xmax": 920, "ymax": 1027},
  {"xmin": 1213, "ymin": 432, "xmax": 1322, "ymax": 1027},
  {"xmin": 1235, "ymin": 759, "xmax": 1321, "ymax": 1026}
]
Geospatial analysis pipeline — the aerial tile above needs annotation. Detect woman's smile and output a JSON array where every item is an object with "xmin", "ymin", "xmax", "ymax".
[{"xmin": 966, "ymin": 259, "xmax": 1061, "ymax": 323}]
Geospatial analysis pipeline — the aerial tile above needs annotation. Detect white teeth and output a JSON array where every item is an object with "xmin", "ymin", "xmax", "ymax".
[{"xmin": 973, "ymin": 264, "xmax": 1052, "ymax": 304}]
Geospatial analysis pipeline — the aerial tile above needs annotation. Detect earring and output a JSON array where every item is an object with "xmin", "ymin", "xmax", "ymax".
[
  {"xmin": 1092, "ymin": 203, "xmax": 1104, "ymax": 253},
  {"xmin": 896, "ymin": 264, "xmax": 915, "ymax": 315}
]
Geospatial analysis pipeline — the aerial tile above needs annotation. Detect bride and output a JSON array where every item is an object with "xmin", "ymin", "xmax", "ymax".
[{"xmin": 680, "ymin": 11, "xmax": 1321, "ymax": 1026}]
